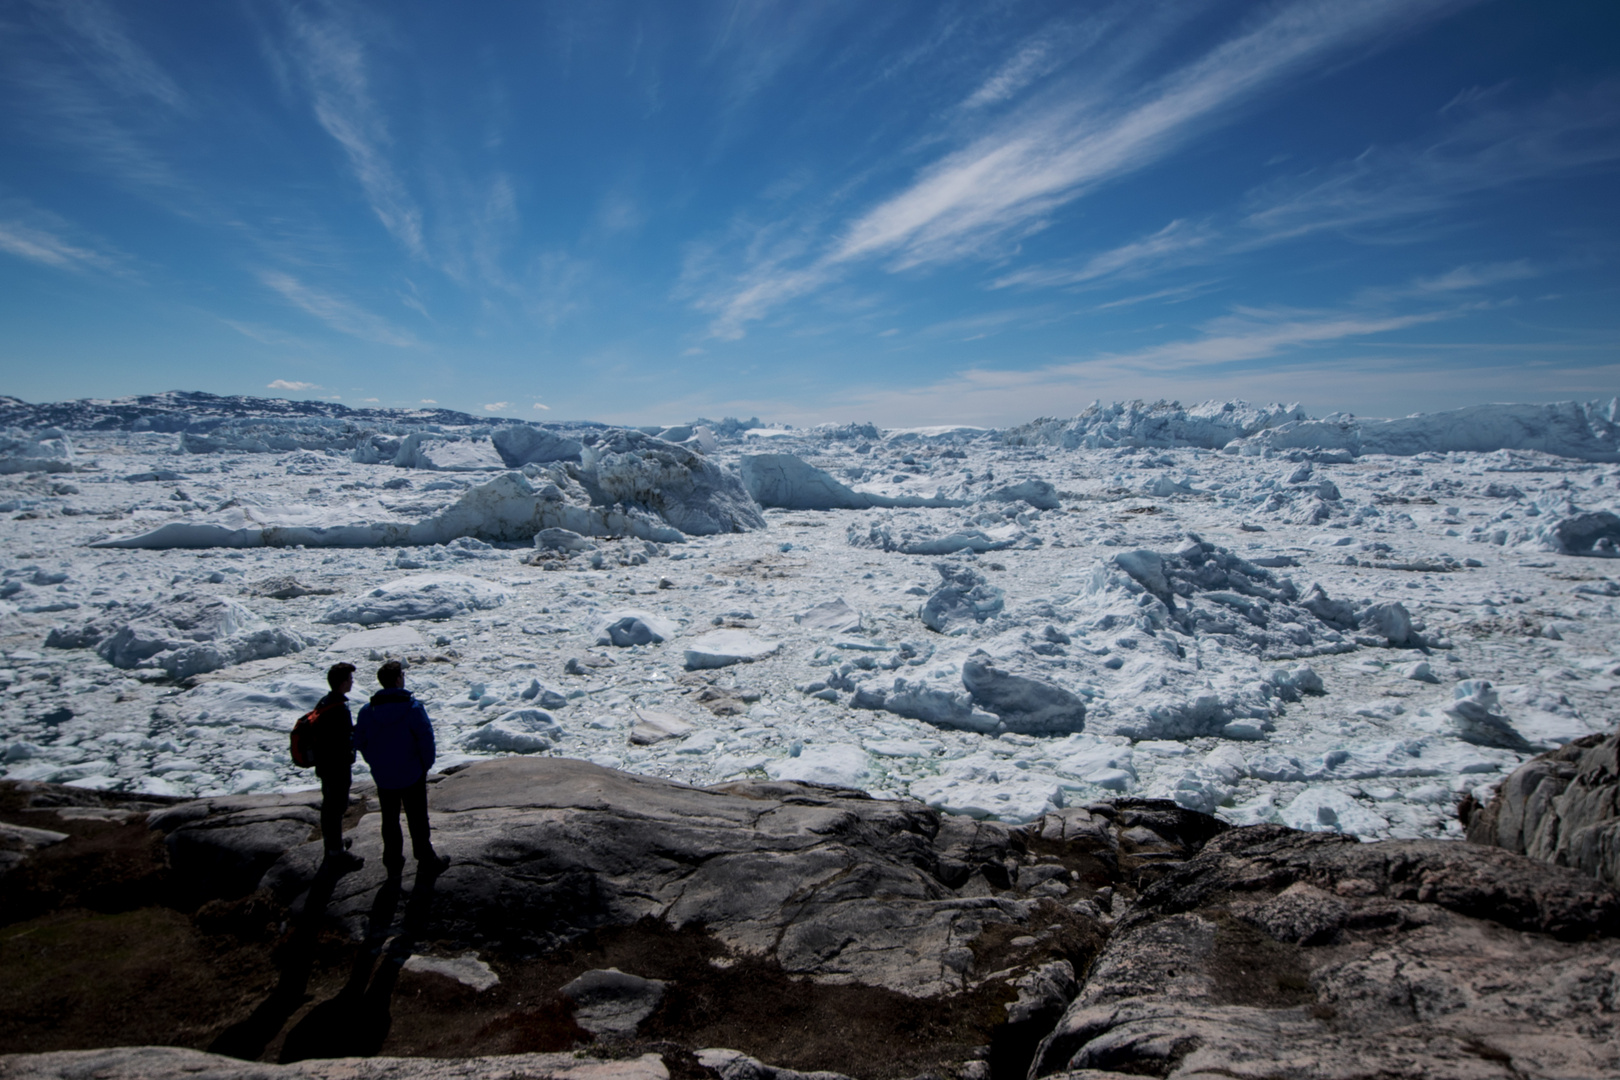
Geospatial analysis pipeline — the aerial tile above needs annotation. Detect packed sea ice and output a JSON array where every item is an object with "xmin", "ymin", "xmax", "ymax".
[{"xmin": 1, "ymin": 393, "xmax": 1617, "ymax": 845}]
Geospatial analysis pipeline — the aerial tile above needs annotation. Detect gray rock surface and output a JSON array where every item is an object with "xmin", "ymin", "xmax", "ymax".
[
  {"xmin": 166, "ymin": 758, "xmax": 1101, "ymax": 997},
  {"xmin": 696, "ymin": 1049, "xmax": 854, "ymax": 1080},
  {"xmin": 0, "ymin": 1047, "xmax": 669, "ymax": 1080},
  {"xmin": 10, "ymin": 761, "xmax": 1620, "ymax": 1080},
  {"xmin": 1465, "ymin": 728, "xmax": 1620, "ymax": 890},
  {"xmin": 1030, "ymin": 824, "xmax": 1620, "ymax": 1079},
  {"xmin": 560, "ymin": 967, "xmax": 668, "ymax": 1036}
]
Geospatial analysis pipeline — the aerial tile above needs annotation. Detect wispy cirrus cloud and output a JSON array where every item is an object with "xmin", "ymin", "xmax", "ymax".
[
  {"xmin": 695, "ymin": 0, "xmax": 1473, "ymax": 338},
  {"xmin": 993, "ymin": 219, "xmax": 1216, "ymax": 290},
  {"xmin": 1, "ymin": 0, "xmax": 191, "ymax": 195},
  {"xmin": 0, "ymin": 201, "xmax": 127, "ymax": 275},
  {"xmin": 267, "ymin": 379, "xmax": 318, "ymax": 391},
  {"xmin": 258, "ymin": 269, "xmax": 417, "ymax": 347},
  {"xmin": 959, "ymin": 34, "xmax": 1063, "ymax": 111},
  {"xmin": 33, "ymin": 0, "xmax": 187, "ymax": 111},
  {"xmin": 1001, "ymin": 82, "xmax": 1620, "ymax": 294},
  {"xmin": 221, "ymin": 319, "xmax": 317, "ymax": 348},
  {"xmin": 280, "ymin": 6, "xmax": 425, "ymax": 259},
  {"xmin": 1242, "ymin": 82, "xmax": 1620, "ymax": 241},
  {"xmin": 1410, "ymin": 260, "xmax": 1537, "ymax": 293}
]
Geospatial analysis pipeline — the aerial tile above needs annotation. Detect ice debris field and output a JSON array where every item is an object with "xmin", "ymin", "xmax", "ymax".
[{"xmin": 3, "ymin": 391, "xmax": 1619, "ymax": 842}]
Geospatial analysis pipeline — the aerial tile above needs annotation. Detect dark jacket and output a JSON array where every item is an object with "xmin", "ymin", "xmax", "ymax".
[
  {"xmin": 312, "ymin": 691, "xmax": 355, "ymax": 777},
  {"xmin": 354, "ymin": 688, "xmax": 437, "ymax": 790}
]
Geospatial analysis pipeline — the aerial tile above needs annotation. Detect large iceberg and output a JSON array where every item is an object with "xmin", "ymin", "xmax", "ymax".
[
  {"xmin": 0, "ymin": 431, "xmax": 76, "ymax": 474},
  {"xmin": 740, "ymin": 453, "xmax": 966, "ymax": 510},
  {"xmin": 92, "ymin": 439, "xmax": 764, "ymax": 549},
  {"xmin": 583, "ymin": 430, "xmax": 764, "ymax": 534}
]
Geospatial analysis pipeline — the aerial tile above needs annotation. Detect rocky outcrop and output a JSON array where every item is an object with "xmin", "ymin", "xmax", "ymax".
[
  {"xmin": 6, "ymin": 761, "xmax": 1620, "ymax": 1080},
  {"xmin": 1463, "ymin": 728, "xmax": 1620, "ymax": 889},
  {"xmin": 1031, "ymin": 824, "xmax": 1620, "ymax": 1079},
  {"xmin": 154, "ymin": 757, "xmax": 1130, "ymax": 998},
  {"xmin": 0, "ymin": 1046, "xmax": 671, "ymax": 1080}
]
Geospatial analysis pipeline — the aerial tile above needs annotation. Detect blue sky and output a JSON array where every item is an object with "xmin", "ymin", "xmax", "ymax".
[{"xmin": 1, "ymin": 0, "xmax": 1617, "ymax": 427}]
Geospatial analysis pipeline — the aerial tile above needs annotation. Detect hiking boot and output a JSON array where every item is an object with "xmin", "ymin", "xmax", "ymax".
[{"xmin": 417, "ymin": 853, "xmax": 451, "ymax": 876}]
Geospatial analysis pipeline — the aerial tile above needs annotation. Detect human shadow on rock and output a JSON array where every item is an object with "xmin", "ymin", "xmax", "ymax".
[
  {"xmin": 279, "ymin": 867, "xmax": 440, "ymax": 1063},
  {"xmin": 208, "ymin": 864, "xmax": 342, "ymax": 1061}
]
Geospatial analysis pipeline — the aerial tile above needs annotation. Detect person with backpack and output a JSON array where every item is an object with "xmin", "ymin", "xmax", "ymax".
[
  {"xmin": 354, "ymin": 660, "xmax": 451, "ymax": 878},
  {"xmin": 314, "ymin": 662, "xmax": 364, "ymax": 874}
]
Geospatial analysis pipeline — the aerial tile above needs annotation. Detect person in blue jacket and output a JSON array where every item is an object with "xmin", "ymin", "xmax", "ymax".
[{"xmin": 354, "ymin": 660, "xmax": 450, "ymax": 877}]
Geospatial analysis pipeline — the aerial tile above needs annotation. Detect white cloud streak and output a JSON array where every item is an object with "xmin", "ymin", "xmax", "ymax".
[
  {"xmin": 960, "ymin": 37, "xmax": 1060, "ymax": 110},
  {"xmin": 35, "ymin": 0, "xmax": 187, "ymax": 111},
  {"xmin": 0, "ymin": 214, "xmax": 123, "ymax": 274},
  {"xmin": 831, "ymin": 0, "xmax": 1466, "ymax": 270},
  {"xmin": 699, "ymin": 0, "xmax": 1471, "ymax": 337},
  {"xmin": 283, "ymin": 7, "xmax": 425, "ymax": 259},
  {"xmin": 267, "ymin": 379, "xmax": 317, "ymax": 391},
  {"xmin": 1001, "ymin": 82, "xmax": 1620, "ymax": 294},
  {"xmin": 258, "ymin": 269, "xmax": 417, "ymax": 347}
]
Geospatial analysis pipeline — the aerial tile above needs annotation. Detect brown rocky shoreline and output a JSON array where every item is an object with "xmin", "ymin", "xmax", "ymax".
[{"xmin": 3, "ymin": 749, "xmax": 1619, "ymax": 1080}]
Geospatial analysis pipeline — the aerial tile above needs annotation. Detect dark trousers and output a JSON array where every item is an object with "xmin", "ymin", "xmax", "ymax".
[
  {"xmin": 377, "ymin": 778, "xmax": 434, "ymax": 866},
  {"xmin": 318, "ymin": 768, "xmax": 351, "ymax": 854}
]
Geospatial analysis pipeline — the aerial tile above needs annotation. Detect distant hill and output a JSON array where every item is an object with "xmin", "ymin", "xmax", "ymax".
[{"xmin": 0, "ymin": 390, "xmax": 584, "ymax": 432}]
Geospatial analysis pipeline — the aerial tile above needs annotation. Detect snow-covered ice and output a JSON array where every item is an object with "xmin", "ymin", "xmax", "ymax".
[{"xmin": 3, "ymin": 393, "xmax": 1619, "ymax": 840}]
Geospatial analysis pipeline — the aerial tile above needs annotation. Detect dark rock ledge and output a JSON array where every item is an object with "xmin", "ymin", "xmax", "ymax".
[{"xmin": 2, "ymin": 756, "xmax": 1618, "ymax": 1080}]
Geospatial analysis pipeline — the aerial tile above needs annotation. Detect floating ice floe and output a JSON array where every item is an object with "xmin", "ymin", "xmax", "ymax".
[
  {"xmin": 594, "ymin": 610, "xmax": 679, "ymax": 647},
  {"xmin": 324, "ymin": 625, "xmax": 429, "ymax": 654},
  {"xmin": 47, "ymin": 594, "xmax": 305, "ymax": 679},
  {"xmin": 321, "ymin": 574, "xmax": 510, "ymax": 625},
  {"xmin": 850, "ymin": 519, "xmax": 1025, "ymax": 556},
  {"xmin": 630, "ymin": 711, "xmax": 694, "ymax": 745},
  {"xmin": 683, "ymin": 630, "xmax": 780, "ymax": 669},
  {"xmin": 794, "ymin": 597, "xmax": 863, "ymax": 634},
  {"xmin": 765, "ymin": 743, "xmax": 871, "ymax": 787},
  {"xmin": 463, "ymin": 709, "xmax": 562, "ymax": 753}
]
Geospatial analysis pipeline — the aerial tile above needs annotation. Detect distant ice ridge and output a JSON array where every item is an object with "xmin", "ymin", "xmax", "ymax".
[
  {"xmin": 90, "ymin": 432, "xmax": 762, "ymax": 550},
  {"xmin": 1003, "ymin": 401, "xmax": 1308, "ymax": 451},
  {"xmin": 1230, "ymin": 399, "xmax": 1620, "ymax": 462},
  {"xmin": 1002, "ymin": 398, "xmax": 1620, "ymax": 463}
]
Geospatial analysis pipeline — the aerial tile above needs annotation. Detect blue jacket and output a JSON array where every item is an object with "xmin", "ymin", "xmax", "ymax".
[{"xmin": 354, "ymin": 688, "xmax": 437, "ymax": 790}]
